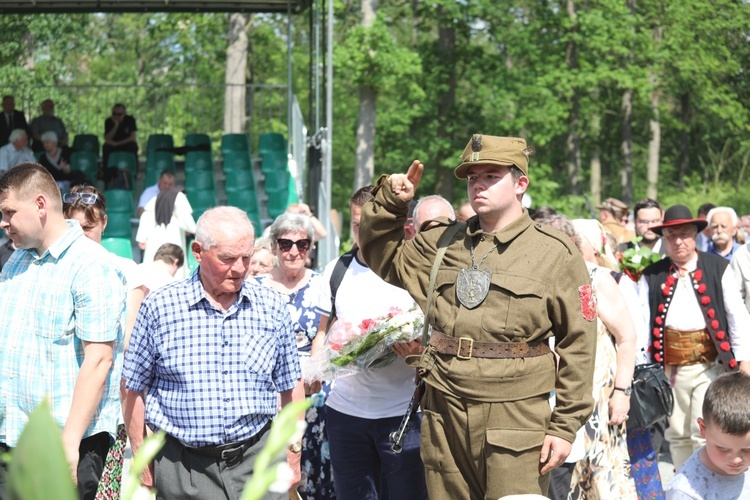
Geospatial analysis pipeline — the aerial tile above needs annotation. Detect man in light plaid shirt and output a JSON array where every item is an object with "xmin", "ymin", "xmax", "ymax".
[
  {"xmin": 0, "ymin": 163, "xmax": 126, "ymax": 499},
  {"xmin": 123, "ymin": 206, "xmax": 302, "ymax": 499}
]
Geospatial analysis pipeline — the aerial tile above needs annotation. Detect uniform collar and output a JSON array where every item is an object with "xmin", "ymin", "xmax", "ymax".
[{"xmin": 466, "ymin": 209, "xmax": 533, "ymax": 245}]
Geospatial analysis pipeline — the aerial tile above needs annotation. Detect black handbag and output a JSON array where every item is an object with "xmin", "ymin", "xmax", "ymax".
[{"xmin": 628, "ymin": 362, "xmax": 674, "ymax": 429}]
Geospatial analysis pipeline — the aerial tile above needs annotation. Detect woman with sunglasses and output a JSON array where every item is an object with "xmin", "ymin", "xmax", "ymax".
[
  {"xmin": 254, "ymin": 213, "xmax": 334, "ymax": 499},
  {"xmin": 62, "ymin": 185, "xmax": 147, "ymax": 500}
]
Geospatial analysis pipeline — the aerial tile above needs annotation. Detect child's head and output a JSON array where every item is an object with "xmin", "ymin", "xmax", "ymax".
[{"xmin": 698, "ymin": 372, "xmax": 750, "ymax": 476}]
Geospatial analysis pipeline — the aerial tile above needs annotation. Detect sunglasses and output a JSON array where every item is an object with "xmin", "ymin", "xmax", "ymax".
[
  {"xmin": 63, "ymin": 192, "xmax": 100, "ymax": 205},
  {"xmin": 277, "ymin": 238, "xmax": 311, "ymax": 253}
]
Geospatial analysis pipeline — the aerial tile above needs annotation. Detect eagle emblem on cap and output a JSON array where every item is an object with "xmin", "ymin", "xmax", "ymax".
[
  {"xmin": 472, "ymin": 134, "xmax": 483, "ymax": 152},
  {"xmin": 522, "ymin": 147, "xmax": 536, "ymax": 157}
]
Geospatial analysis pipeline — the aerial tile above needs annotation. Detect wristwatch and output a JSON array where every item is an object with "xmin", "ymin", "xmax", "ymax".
[
  {"xmin": 614, "ymin": 386, "xmax": 633, "ymax": 396},
  {"xmin": 289, "ymin": 441, "xmax": 302, "ymax": 453}
]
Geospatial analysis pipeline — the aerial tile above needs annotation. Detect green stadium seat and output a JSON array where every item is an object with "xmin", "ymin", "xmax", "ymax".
[
  {"xmin": 224, "ymin": 168, "xmax": 256, "ymax": 192},
  {"xmin": 145, "ymin": 151, "xmax": 175, "ymax": 176},
  {"xmin": 267, "ymin": 192, "xmax": 289, "ymax": 219},
  {"xmin": 186, "ymin": 238, "xmax": 199, "ymax": 271},
  {"xmin": 223, "ymin": 151, "xmax": 252, "ymax": 171},
  {"xmin": 104, "ymin": 189, "xmax": 134, "ymax": 215},
  {"xmin": 34, "ymin": 150, "xmax": 44, "ymax": 161},
  {"xmin": 261, "ymin": 151, "xmax": 288, "ymax": 173},
  {"xmin": 221, "ymin": 134, "xmax": 250, "ymax": 153},
  {"xmin": 185, "ymin": 170, "xmax": 215, "ymax": 191},
  {"xmin": 72, "ymin": 134, "xmax": 100, "ymax": 156},
  {"xmin": 107, "ymin": 151, "xmax": 137, "ymax": 171},
  {"xmin": 147, "ymin": 134, "xmax": 174, "ymax": 154},
  {"xmin": 185, "ymin": 151, "xmax": 213, "ymax": 172},
  {"xmin": 258, "ymin": 133, "xmax": 286, "ymax": 155},
  {"xmin": 186, "ymin": 189, "xmax": 217, "ymax": 212},
  {"xmin": 227, "ymin": 189, "xmax": 259, "ymax": 212},
  {"xmin": 145, "ymin": 169, "xmax": 159, "ymax": 187},
  {"xmin": 185, "ymin": 133, "xmax": 211, "ymax": 148},
  {"xmin": 69, "ymin": 152, "xmax": 99, "ymax": 182},
  {"xmin": 101, "ymin": 237, "xmax": 133, "ymax": 260},
  {"xmin": 102, "ymin": 212, "xmax": 132, "ymax": 239},
  {"xmin": 264, "ymin": 170, "xmax": 290, "ymax": 192}
]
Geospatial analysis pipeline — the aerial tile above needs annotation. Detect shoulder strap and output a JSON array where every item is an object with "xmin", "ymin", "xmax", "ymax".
[
  {"xmin": 421, "ymin": 223, "xmax": 463, "ymax": 346},
  {"xmin": 328, "ymin": 247, "xmax": 356, "ymax": 326}
]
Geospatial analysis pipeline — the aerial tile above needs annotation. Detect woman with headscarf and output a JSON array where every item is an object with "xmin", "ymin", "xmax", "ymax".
[{"xmin": 136, "ymin": 186, "xmax": 196, "ymax": 278}]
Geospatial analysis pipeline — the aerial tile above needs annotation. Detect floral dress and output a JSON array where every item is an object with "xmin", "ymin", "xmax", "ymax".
[
  {"xmin": 569, "ymin": 265, "xmax": 637, "ymax": 499},
  {"xmin": 255, "ymin": 273, "xmax": 335, "ymax": 499}
]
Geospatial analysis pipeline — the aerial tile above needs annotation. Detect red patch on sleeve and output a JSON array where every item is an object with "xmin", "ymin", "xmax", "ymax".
[{"xmin": 579, "ymin": 284, "xmax": 597, "ymax": 322}]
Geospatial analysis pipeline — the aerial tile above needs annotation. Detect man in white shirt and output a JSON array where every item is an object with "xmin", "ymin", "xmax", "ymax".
[
  {"xmin": 639, "ymin": 204, "xmax": 750, "ymax": 469},
  {"xmin": 137, "ymin": 169, "xmax": 175, "ymax": 217},
  {"xmin": 0, "ymin": 130, "xmax": 35, "ymax": 174}
]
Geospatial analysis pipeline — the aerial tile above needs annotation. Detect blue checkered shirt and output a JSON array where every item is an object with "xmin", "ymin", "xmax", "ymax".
[
  {"xmin": 123, "ymin": 271, "xmax": 301, "ymax": 447},
  {"xmin": 0, "ymin": 221, "xmax": 126, "ymax": 446}
]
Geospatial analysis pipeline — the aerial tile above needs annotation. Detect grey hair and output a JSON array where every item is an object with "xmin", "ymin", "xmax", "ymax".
[
  {"xmin": 254, "ymin": 235, "xmax": 273, "ymax": 251},
  {"xmin": 538, "ymin": 214, "xmax": 582, "ymax": 251},
  {"xmin": 41, "ymin": 131, "xmax": 58, "ymax": 144},
  {"xmin": 413, "ymin": 195, "xmax": 456, "ymax": 230},
  {"xmin": 8, "ymin": 128, "xmax": 27, "ymax": 144},
  {"xmin": 268, "ymin": 213, "xmax": 315, "ymax": 245},
  {"xmin": 707, "ymin": 206, "xmax": 738, "ymax": 227},
  {"xmin": 195, "ymin": 206, "xmax": 255, "ymax": 249}
]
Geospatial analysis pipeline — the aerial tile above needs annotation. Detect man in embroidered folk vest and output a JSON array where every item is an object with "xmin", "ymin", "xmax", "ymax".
[
  {"xmin": 358, "ymin": 135, "xmax": 597, "ymax": 499},
  {"xmin": 639, "ymin": 204, "xmax": 750, "ymax": 470}
]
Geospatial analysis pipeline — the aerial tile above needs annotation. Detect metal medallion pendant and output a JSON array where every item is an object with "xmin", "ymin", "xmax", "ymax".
[{"xmin": 456, "ymin": 267, "xmax": 492, "ymax": 309}]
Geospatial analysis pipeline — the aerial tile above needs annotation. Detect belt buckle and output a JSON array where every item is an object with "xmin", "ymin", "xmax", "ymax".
[
  {"xmin": 220, "ymin": 445, "xmax": 241, "ymax": 461},
  {"xmin": 456, "ymin": 337, "xmax": 474, "ymax": 360}
]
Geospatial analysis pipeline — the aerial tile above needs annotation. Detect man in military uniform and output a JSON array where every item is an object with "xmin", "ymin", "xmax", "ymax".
[{"xmin": 358, "ymin": 135, "xmax": 597, "ymax": 498}]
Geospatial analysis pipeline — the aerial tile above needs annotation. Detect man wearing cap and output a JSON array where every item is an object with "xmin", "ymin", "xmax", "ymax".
[
  {"xmin": 358, "ymin": 135, "xmax": 597, "ymax": 498},
  {"xmin": 597, "ymin": 197, "xmax": 635, "ymax": 245},
  {"xmin": 639, "ymin": 204, "xmax": 750, "ymax": 470}
]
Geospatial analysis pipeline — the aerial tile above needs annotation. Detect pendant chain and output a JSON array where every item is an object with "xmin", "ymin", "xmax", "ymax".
[{"xmin": 469, "ymin": 237, "xmax": 499, "ymax": 271}]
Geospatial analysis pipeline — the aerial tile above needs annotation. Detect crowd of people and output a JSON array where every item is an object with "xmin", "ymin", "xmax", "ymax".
[{"xmin": 1, "ymin": 130, "xmax": 750, "ymax": 500}]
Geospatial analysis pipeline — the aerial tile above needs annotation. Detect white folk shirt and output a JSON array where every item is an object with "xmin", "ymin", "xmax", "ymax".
[{"xmin": 638, "ymin": 253, "xmax": 750, "ymax": 362}]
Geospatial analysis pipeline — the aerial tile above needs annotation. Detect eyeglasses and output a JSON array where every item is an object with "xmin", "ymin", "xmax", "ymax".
[
  {"xmin": 277, "ymin": 238, "xmax": 311, "ymax": 253},
  {"xmin": 63, "ymin": 192, "xmax": 100, "ymax": 205}
]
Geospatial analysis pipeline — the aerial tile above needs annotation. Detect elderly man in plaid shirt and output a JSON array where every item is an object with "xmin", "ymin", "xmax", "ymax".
[
  {"xmin": 123, "ymin": 206, "xmax": 302, "ymax": 500},
  {"xmin": 0, "ymin": 163, "xmax": 127, "ymax": 499}
]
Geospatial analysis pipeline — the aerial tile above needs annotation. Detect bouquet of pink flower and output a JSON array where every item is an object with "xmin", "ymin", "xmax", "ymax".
[{"xmin": 305, "ymin": 305, "xmax": 424, "ymax": 382}]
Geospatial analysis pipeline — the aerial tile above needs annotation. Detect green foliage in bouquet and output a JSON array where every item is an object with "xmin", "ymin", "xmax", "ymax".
[{"xmin": 619, "ymin": 237, "xmax": 663, "ymax": 281}]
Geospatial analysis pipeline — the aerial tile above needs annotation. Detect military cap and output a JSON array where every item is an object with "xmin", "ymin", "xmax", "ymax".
[
  {"xmin": 454, "ymin": 135, "xmax": 533, "ymax": 179},
  {"xmin": 596, "ymin": 197, "xmax": 630, "ymax": 218}
]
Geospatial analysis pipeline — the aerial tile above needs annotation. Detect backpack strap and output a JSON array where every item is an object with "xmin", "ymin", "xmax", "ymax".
[
  {"xmin": 327, "ymin": 247, "xmax": 356, "ymax": 328},
  {"xmin": 421, "ymin": 222, "xmax": 463, "ymax": 346}
]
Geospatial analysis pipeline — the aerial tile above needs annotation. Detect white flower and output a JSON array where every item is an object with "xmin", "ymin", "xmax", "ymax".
[
  {"xmin": 631, "ymin": 254, "xmax": 642, "ymax": 264},
  {"xmin": 268, "ymin": 463, "xmax": 294, "ymax": 493}
]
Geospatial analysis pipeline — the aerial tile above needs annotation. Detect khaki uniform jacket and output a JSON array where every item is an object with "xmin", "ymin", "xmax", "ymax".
[{"xmin": 359, "ymin": 178, "xmax": 597, "ymax": 443}]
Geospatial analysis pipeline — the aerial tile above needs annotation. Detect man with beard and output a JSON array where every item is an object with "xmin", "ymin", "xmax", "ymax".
[
  {"xmin": 633, "ymin": 198, "xmax": 665, "ymax": 255},
  {"xmin": 707, "ymin": 207, "xmax": 742, "ymax": 261}
]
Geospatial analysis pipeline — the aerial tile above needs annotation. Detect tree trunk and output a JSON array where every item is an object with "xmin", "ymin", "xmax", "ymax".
[
  {"xmin": 224, "ymin": 13, "xmax": 248, "ymax": 134},
  {"xmin": 678, "ymin": 92, "xmax": 690, "ymax": 190},
  {"xmin": 354, "ymin": 0, "xmax": 378, "ymax": 189},
  {"xmin": 590, "ymin": 88, "xmax": 602, "ymax": 206},
  {"xmin": 646, "ymin": 26, "xmax": 663, "ymax": 201},
  {"xmin": 565, "ymin": 0, "xmax": 581, "ymax": 195},
  {"xmin": 433, "ymin": 9, "xmax": 456, "ymax": 201},
  {"xmin": 621, "ymin": 88, "xmax": 634, "ymax": 204}
]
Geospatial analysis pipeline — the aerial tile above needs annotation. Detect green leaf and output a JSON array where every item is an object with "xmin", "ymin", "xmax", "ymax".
[{"xmin": 6, "ymin": 401, "xmax": 77, "ymax": 500}]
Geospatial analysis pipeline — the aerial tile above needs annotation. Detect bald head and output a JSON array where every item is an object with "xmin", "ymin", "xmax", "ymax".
[{"xmin": 414, "ymin": 195, "xmax": 455, "ymax": 232}]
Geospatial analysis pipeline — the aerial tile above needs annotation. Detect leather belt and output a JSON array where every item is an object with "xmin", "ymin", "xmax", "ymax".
[
  {"xmin": 180, "ymin": 420, "xmax": 271, "ymax": 463},
  {"xmin": 664, "ymin": 327, "xmax": 717, "ymax": 366},
  {"xmin": 429, "ymin": 330, "xmax": 550, "ymax": 360}
]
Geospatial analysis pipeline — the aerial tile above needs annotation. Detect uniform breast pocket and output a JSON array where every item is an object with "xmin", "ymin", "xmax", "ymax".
[
  {"xmin": 482, "ymin": 274, "xmax": 546, "ymax": 338},
  {"xmin": 434, "ymin": 269, "xmax": 458, "ymax": 333}
]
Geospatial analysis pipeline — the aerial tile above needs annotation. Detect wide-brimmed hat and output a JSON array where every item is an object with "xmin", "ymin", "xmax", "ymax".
[
  {"xmin": 454, "ymin": 134, "xmax": 534, "ymax": 178},
  {"xmin": 649, "ymin": 204, "xmax": 707, "ymax": 235}
]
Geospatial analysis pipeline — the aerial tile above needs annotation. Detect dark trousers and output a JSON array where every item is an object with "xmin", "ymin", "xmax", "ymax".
[
  {"xmin": 326, "ymin": 407, "xmax": 428, "ymax": 500},
  {"xmin": 154, "ymin": 424, "xmax": 283, "ymax": 500},
  {"xmin": 0, "ymin": 432, "xmax": 110, "ymax": 500},
  {"xmin": 102, "ymin": 143, "xmax": 138, "ymax": 186}
]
